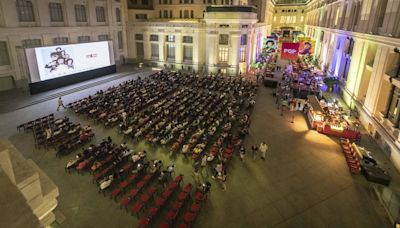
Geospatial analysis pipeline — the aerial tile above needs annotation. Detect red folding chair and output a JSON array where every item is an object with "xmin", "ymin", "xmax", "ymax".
[
  {"xmin": 190, "ymin": 202, "xmax": 201, "ymax": 213},
  {"xmin": 162, "ymin": 189, "xmax": 173, "ymax": 199},
  {"xmin": 138, "ymin": 217, "xmax": 150, "ymax": 228},
  {"xmin": 132, "ymin": 202, "xmax": 143, "ymax": 217},
  {"xmin": 141, "ymin": 193, "xmax": 151, "ymax": 205},
  {"xmin": 111, "ymin": 188, "xmax": 121, "ymax": 200},
  {"xmin": 183, "ymin": 211, "xmax": 195, "ymax": 224},
  {"xmin": 160, "ymin": 221, "xmax": 170, "ymax": 228},
  {"xmin": 183, "ymin": 183, "xmax": 193, "ymax": 193},
  {"xmin": 195, "ymin": 192, "xmax": 207, "ymax": 202},
  {"xmin": 164, "ymin": 210, "xmax": 177, "ymax": 224},
  {"xmin": 174, "ymin": 174, "xmax": 183, "ymax": 184},
  {"xmin": 129, "ymin": 188, "xmax": 139, "ymax": 199},
  {"xmin": 120, "ymin": 197, "xmax": 131, "ymax": 210},
  {"xmin": 148, "ymin": 206, "xmax": 159, "ymax": 219},
  {"xmin": 178, "ymin": 192, "xmax": 187, "ymax": 202},
  {"xmin": 172, "ymin": 200, "xmax": 183, "ymax": 211},
  {"xmin": 178, "ymin": 223, "xmax": 188, "ymax": 228},
  {"xmin": 155, "ymin": 197, "xmax": 166, "ymax": 208}
]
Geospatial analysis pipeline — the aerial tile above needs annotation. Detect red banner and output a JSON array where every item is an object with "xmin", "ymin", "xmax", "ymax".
[{"xmin": 281, "ymin": 42, "xmax": 300, "ymax": 60}]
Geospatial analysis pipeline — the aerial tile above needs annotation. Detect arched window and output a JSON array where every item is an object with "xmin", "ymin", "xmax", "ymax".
[{"xmin": 16, "ymin": 0, "xmax": 35, "ymax": 22}]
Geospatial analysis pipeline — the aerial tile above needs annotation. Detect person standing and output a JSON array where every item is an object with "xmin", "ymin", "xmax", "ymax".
[
  {"xmin": 251, "ymin": 144, "xmax": 258, "ymax": 160},
  {"xmin": 259, "ymin": 142, "xmax": 268, "ymax": 160},
  {"xmin": 57, "ymin": 97, "xmax": 66, "ymax": 111},
  {"xmin": 239, "ymin": 144, "xmax": 246, "ymax": 162}
]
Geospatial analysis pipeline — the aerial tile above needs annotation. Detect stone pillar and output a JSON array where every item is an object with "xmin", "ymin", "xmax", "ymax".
[
  {"xmin": 229, "ymin": 33, "xmax": 240, "ymax": 76},
  {"xmin": 364, "ymin": 46, "xmax": 390, "ymax": 115},
  {"xmin": 205, "ymin": 31, "xmax": 218, "ymax": 74},
  {"xmin": 159, "ymin": 34, "xmax": 165, "ymax": 64},
  {"xmin": 175, "ymin": 34, "xmax": 183, "ymax": 69}
]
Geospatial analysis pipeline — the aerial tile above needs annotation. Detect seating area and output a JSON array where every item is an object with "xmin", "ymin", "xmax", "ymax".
[
  {"xmin": 340, "ymin": 138, "xmax": 362, "ymax": 174},
  {"xmin": 66, "ymin": 137, "xmax": 208, "ymax": 227},
  {"xmin": 16, "ymin": 114, "xmax": 94, "ymax": 152}
]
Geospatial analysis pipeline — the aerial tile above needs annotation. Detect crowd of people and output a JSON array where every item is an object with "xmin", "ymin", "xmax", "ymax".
[{"xmin": 67, "ymin": 70, "xmax": 259, "ymax": 191}]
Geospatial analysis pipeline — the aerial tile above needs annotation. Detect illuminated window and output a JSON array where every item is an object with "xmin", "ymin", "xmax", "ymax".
[
  {"xmin": 166, "ymin": 35, "xmax": 175, "ymax": 42},
  {"xmin": 239, "ymin": 47, "xmax": 246, "ymax": 62},
  {"xmin": 218, "ymin": 47, "xmax": 228, "ymax": 62},
  {"xmin": 273, "ymin": 16, "xmax": 276, "ymax": 22}
]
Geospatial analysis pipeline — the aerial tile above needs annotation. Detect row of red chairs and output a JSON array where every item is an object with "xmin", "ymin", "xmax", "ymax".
[
  {"xmin": 120, "ymin": 172, "xmax": 156, "ymax": 211},
  {"xmin": 137, "ymin": 175, "xmax": 184, "ymax": 227},
  {"xmin": 340, "ymin": 138, "xmax": 361, "ymax": 174}
]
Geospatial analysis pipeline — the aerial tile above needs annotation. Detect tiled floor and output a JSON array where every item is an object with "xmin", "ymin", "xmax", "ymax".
[{"xmin": 0, "ymin": 69, "xmax": 397, "ymax": 228}]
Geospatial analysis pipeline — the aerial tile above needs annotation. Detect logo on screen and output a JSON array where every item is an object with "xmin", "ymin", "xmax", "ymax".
[
  {"xmin": 86, "ymin": 53, "xmax": 98, "ymax": 58},
  {"xmin": 44, "ymin": 47, "xmax": 74, "ymax": 73}
]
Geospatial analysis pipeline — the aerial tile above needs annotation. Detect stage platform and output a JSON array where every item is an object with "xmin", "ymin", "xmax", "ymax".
[{"xmin": 0, "ymin": 69, "xmax": 156, "ymax": 114}]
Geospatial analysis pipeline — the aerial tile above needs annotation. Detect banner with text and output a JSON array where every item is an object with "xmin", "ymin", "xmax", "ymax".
[{"xmin": 281, "ymin": 42, "xmax": 300, "ymax": 60}]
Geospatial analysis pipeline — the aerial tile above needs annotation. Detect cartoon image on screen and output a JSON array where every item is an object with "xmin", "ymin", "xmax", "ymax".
[
  {"xmin": 44, "ymin": 47, "xmax": 74, "ymax": 74},
  {"xmin": 263, "ymin": 39, "xmax": 277, "ymax": 54}
]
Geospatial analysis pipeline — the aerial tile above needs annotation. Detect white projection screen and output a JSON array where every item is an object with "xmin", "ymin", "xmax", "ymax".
[{"xmin": 26, "ymin": 41, "xmax": 114, "ymax": 83}]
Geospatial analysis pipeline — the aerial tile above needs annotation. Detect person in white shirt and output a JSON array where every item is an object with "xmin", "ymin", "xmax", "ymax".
[{"xmin": 259, "ymin": 142, "xmax": 268, "ymax": 160}]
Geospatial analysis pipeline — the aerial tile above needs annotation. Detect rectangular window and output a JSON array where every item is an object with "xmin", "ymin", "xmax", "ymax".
[
  {"xmin": 0, "ymin": 42, "xmax": 10, "ymax": 66},
  {"xmin": 96, "ymin": 6, "xmax": 106, "ymax": 22},
  {"xmin": 49, "ymin": 3, "xmax": 64, "ymax": 22},
  {"xmin": 151, "ymin": 43, "xmax": 159, "ymax": 58},
  {"xmin": 75, "ymin": 5, "xmax": 87, "ymax": 22},
  {"xmin": 78, "ymin": 36, "xmax": 90, "ymax": 43},
  {"xmin": 22, "ymin": 39, "xmax": 42, "ymax": 48},
  {"xmin": 116, "ymin": 8, "xmax": 121, "ymax": 22},
  {"xmin": 17, "ymin": 0, "xmax": 35, "ymax": 22},
  {"xmin": 137, "ymin": 42, "xmax": 144, "ymax": 60},
  {"xmin": 184, "ymin": 10, "xmax": 189, "ymax": 18},
  {"xmin": 183, "ymin": 46, "xmax": 193, "ymax": 61},
  {"xmin": 53, "ymin": 37, "xmax": 69, "ymax": 45},
  {"xmin": 136, "ymin": 14, "xmax": 147, "ymax": 19},
  {"xmin": 240, "ymin": 47, "xmax": 246, "ymax": 62},
  {"xmin": 135, "ymin": 34, "xmax": 144, "ymax": 40},
  {"xmin": 163, "ymin": 10, "xmax": 168, "ymax": 18},
  {"xmin": 118, "ymin": 31, "xmax": 123, "ymax": 49},
  {"xmin": 219, "ymin": 34, "xmax": 229, "ymax": 45},
  {"xmin": 150, "ymin": 35, "xmax": 159, "ymax": 41},
  {"xmin": 98, "ymin": 34, "xmax": 109, "ymax": 41},
  {"xmin": 218, "ymin": 47, "xmax": 228, "ymax": 62},
  {"xmin": 167, "ymin": 44, "xmax": 175, "ymax": 59},
  {"xmin": 240, "ymin": 35, "xmax": 247, "ymax": 46},
  {"xmin": 166, "ymin": 35, "xmax": 175, "ymax": 42},
  {"xmin": 183, "ymin": 36, "xmax": 193, "ymax": 43}
]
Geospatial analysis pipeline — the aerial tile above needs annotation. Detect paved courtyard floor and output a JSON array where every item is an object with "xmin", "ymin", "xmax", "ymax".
[{"xmin": 0, "ymin": 70, "xmax": 397, "ymax": 228}]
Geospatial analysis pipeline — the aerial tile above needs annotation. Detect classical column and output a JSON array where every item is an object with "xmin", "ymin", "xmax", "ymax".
[
  {"xmin": 175, "ymin": 34, "xmax": 183, "ymax": 69},
  {"xmin": 159, "ymin": 34, "xmax": 165, "ymax": 64},
  {"xmin": 205, "ymin": 31, "xmax": 218, "ymax": 73},
  {"xmin": 384, "ymin": 49, "xmax": 400, "ymax": 118},
  {"xmin": 229, "ymin": 33, "xmax": 240, "ymax": 76}
]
